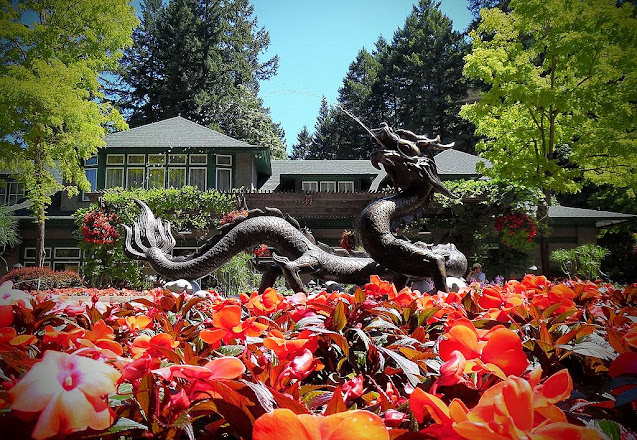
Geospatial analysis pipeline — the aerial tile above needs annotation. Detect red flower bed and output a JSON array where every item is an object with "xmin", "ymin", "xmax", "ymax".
[
  {"xmin": 0, "ymin": 276, "xmax": 636, "ymax": 439},
  {"xmin": 81, "ymin": 209, "xmax": 120, "ymax": 244}
]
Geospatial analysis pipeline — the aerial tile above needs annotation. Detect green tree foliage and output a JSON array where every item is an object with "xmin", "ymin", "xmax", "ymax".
[
  {"xmin": 75, "ymin": 187, "xmax": 236, "ymax": 288},
  {"xmin": 116, "ymin": 0, "xmax": 285, "ymax": 158},
  {"xmin": 290, "ymin": 126, "xmax": 314, "ymax": 160},
  {"xmin": 550, "ymin": 245, "xmax": 610, "ymax": 280},
  {"xmin": 310, "ymin": 0, "xmax": 474, "ymax": 159},
  {"xmin": 460, "ymin": 0, "xmax": 637, "ymax": 274},
  {"xmin": 0, "ymin": 0, "xmax": 138, "ymax": 266}
]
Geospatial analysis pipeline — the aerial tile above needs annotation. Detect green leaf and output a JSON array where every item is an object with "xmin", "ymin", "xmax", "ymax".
[{"xmin": 107, "ymin": 417, "xmax": 148, "ymax": 434}]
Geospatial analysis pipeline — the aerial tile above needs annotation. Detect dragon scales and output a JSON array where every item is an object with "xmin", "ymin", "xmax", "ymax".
[{"xmin": 122, "ymin": 124, "xmax": 467, "ymax": 293}]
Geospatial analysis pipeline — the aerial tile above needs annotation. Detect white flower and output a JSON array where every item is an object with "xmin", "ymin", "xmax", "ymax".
[{"xmin": 0, "ymin": 280, "xmax": 33, "ymax": 310}]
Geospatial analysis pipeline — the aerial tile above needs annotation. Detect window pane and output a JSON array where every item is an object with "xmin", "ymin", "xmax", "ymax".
[
  {"xmin": 85, "ymin": 156, "xmax": 98, "ymax": 166},
  {"xmin": 127, "ymin": 154, "xmax": 145, "ymax": 165},
  {"xmin": 85, "ymin": 169, "xmax": 97, "ymax": 191},
  {"xmin": 148, "ymin": 168, "xmax": 165, "ymax": 189},
  {"xmin": 7, "ymin": 182, "xmax": 24, "ymax": 204},
  {"xmin": 190, "ymin": 154, "xmax": 207, "ymax": 164},
  {"xmin": 148, "ymin": 154, "xmax": 165, "ymax": 165},
  {"xmin": 54, "ymin": 262, "xmax": 80, "ymax": 272},
  {"xmin": 216, "ymin": 155, "xmax": 232, "ymax": 166},
  {"xmin": 189, "ymin": 168, "xmax": 207, "ymax": 190},
  {"xmin": 106, "ymin": 154, "xmax": 124, "ymax": 165},
  {"xmin": 302, "ymin": 181, "xmax": 318, "ymax": 192},
  {"xmin": 25, "ymin": 248, "xmax": 51, "ymax": 259},
  {"xmin": 216, "ymin": 168, "xmax": 231, "ymax": 191},
  {"xmin": 338, "ymin": 181, "xmax": 354, "ymax": 192},
  {"xmin": 127, "ymin": 168, "xmax": 145, "ymax": 189},
  {"xmin": 320, "ymin": 181, "xmax": 336, "ymax": 192},
  {"xmin": 54, "ymin": 248, "xmax": 81, "ymax": 259},
  {"xmin": 168, "ymin": 168, "xmax": 186, "ymax": 188},
  {"xmin": 168, "ymin": 154, "xmax": 186, "ymax": 165},
  {"xmin": 105, "ymin": 168, "xmax": 124, "ymax": 188}
]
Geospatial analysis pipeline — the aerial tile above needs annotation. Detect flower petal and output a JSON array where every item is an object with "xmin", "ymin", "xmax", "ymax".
[
  {"xmin": 409, "ymin": 387, "xmax": 451, "ymax": 425},
  {"xmin": 318, "ymin": 410, "xmax": 389, "ymax": 440},
  {"xmin": 481, "ymin": 328, "xmax": 528, "ymax": 376},
  {"xmin": 253, "ymin": 408, "xmax": 318, "ymax": 440},
  {"xmin": 205, "ymin": 357, "xmax": 246, "ymax": 379},
  {"xmin": 213, "ymin": 305, "xmax": 242, "ymax": 330}
]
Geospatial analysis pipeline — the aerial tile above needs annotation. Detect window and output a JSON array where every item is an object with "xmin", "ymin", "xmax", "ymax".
[
  {"xmin": 216, "ymin": 154, "xmax": 232, "ymax": 166},
  {"xmin": 338, "ymin": 181, "xmax": 355, "ymax": 192},
  {"xmin": 168, "ymin": 168, "xmax": 186, "ymax": 188},
  {"xmin": 148, "ymin": 168, "xmax": 165, "ymax": 189},
  {"xmin": 6, "ymin": 181, "xmax": 24, "ymax": 205},
  {"xmin": 83, "ymin": 168, "xmax": 98, "ymax": 201},
  {"xmin": 302, "ymin": 181, "xmax": 318, "ymax": 192},
  {"xmin": 127, "ymin": 154, "xmax": 145, "ymax": 165},
  {"xmin": 190, "ymin": 154, "xmax": 207, "ymax": 165},
  {"xmin": 106, "ymin": 154, "xmax": 124, "ymax": 165},
  {"xmin": 85, "ymin": 156, "xmax": 98, "ymax": 166},
  {"xmin": 127, "ymin": 168, "xmax": 145, "ymax": 189},
  {"xmin": 189, "ymin": 168, "xmax": 207, "ymax": 190},
  {"xmin": 25, "ymin": 247, "xmax": 51, "ymax": 259},
  {"xmin": 320, "ymin": 181, "xmax": 336, "ymax": 192},
  {"xmin": 168, "ymin": 154, "xmax": 186, "ymax": 165},
  {"xmin": 54, "ymin": 248, "xmax": 81, "ymax": 259},
  {"xmin": 53, "ymin": 262, "xmax": 80, "ymax": 272},
  {"xmin": 105, "ymin": 168, "xmax": 124, "ymax": 188},
  {"xmin": 216, "ymin": 168, "xmax": 232, "ymax": 191},
  {"xmin": 148, "ymin": 154, "xmax": 165, "ymax": 165}
]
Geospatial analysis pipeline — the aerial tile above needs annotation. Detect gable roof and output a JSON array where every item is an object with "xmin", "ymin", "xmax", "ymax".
[
  {"xmin": 548, "ymin": 205, "xmax": 635, "ymax": 227},
  {"xmin": 434, "ymin": 149, "xmax": 492, "ymax": 177},
  {"xmin": 260, "ymin": 160, "xmax": 387, "ymax": 192},
  {"xmin": 104, "ymin": 116, "xmax": 261, "ymax": 150}
]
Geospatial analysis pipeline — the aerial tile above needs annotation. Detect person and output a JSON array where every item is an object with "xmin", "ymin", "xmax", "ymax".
[{"xmin": 466, "ymin": 263, "xmax": 486, "ymax": 283}]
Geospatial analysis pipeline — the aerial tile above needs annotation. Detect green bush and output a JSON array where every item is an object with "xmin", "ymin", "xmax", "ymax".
[
  {"xmin": 550, "ymin": 244, "xmax": 610, "ymax": 280},
  {"xmin": 0, "ymin": 267, "xmax": 83, "ymax": 290}
]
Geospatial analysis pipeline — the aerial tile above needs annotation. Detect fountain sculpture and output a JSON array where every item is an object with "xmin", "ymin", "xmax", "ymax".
[{"xmin": 123, "ymin": 124, "xmax": 467, "ymax": 293}]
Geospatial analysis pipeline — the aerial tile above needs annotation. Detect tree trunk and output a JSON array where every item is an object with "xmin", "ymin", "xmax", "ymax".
[
  {"xmin": 35, "ymin": 207, "xmax": 46, "ymax": 267},
  {"xmin": 538, "ymin": 188, "xmax": 552, "ymax": 276}
]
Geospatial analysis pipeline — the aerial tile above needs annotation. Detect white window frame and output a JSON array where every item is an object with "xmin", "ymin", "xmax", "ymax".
[
  {"xmin": 82, "ymin": 168, "xmax": 98, "ymax": 201},
  {"xmin": 216, "ymin": 167, "xmax": 232, "ymax": 191},
  {"xmin": 189, "ymin": 167, "xmax": 208, "ymax": 190},
  {"xmin": 54, "ymin": 248, "xmax": 81, "ymax": 260},
  {"xmin": 338, "ymin": 181, "xmax": 355, "ymax": 193},
  {"xmin": 216, "ymin": 154, "xmax": 232, "ymax": 166},
  {"xmin": 168, "ymin": 154, "xmax": 187, "ymax": 165},
  {"xmin": 126, "ymin": 167, "xmax": 145, "ymax": 189},
  {"xmin": 127, "ymin": 154, "xmax": 145, "ymax": 165},
  {"xmin": 168, "ymin": 167, "xmax": 187, "ymax": 188},
  {"xmin": 190, "ymin": 154, "xmax": 208, "ymax": 165},
  {"xmin": 6, "ymin": 181, "xmax": 24, "ymax": 204},
  {"xmin": 106, "ymin": 154, "xmax": 125, "ymax": 165},
  {"xmin": 147, "ymin": 168, "xmax": 165, "ymax": 189},
  {"xmin": 105, "ymin": 167, "xmax": 124, "ymax": 188},
  {"xmin": 302, "ymin": 181, "xmax": 318, "ymax": 192},
  {"xmin": 25, "ymin": 261, "xmax": 51, "ymax": 268},
  {"xmin": 148, "ymin": 153, "xmax": 165, "ymax": 165},
  {"xmin": 320, "ymin": 181, "xmax": 336, "ymax": 192},
  {"xmin": 25, "ymin": 247, "xmax": 52, "ymax": 259}
]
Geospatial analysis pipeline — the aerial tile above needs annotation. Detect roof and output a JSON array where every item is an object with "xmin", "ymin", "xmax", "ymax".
[
  {"xmin": 260, "ymin": 160, "xmax": 388, "ymax": 191},
  {"xmin": 105, "ymin": 116, "xmax": 261, "ymax": 150},
  {"xmin": 434, "ymin": 149, "xmax": 492, "ymax": 176},
  {"xmin": 548, "ymin": 205, "xmax": 635, "ymax": 227}
]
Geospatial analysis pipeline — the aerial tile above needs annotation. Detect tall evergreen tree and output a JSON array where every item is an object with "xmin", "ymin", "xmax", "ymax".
[
  {"xmin": 290, "ymin": 126, "xmax": 314, "ymax": 160},
  {"xmin": 309, "ymin": 98, "xmax": 338, "ymax": 159},
  {"xmin": 115, "ymin": 0, "xmax": 283, "ymax": 156}
]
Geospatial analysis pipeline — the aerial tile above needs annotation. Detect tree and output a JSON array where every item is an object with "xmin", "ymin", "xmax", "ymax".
[
  {"xmin": 0, "ymin": 0, "xmax": 137, "ymax": 267},
  {"xmin": 116, "ymin": 0, "xmax": 283, "ymax": 158},
  {"xmin": 290, "ymin": 126, "xmax": 314, "ymax": 160},
  {"xmin": 308, "ymin": 98, "xmax": 338, "ymax": 159},
  {"xmin": 461, "ymin": 0, "xmax": 637, "ymax": 274}
]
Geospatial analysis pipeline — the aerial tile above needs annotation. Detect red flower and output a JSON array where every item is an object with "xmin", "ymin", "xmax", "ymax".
[{"xmin": 199, "ymin": 304, "xmax": 268, "ymax": 346}]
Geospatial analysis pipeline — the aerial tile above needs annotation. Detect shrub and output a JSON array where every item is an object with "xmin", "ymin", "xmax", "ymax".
[
  {"xmin": 0, "ymin": 267, "xmax": 83, "ymax": 290},
  {"xmin": 551, "ymin": 244, "xmax": 610, "ymax": 280}
]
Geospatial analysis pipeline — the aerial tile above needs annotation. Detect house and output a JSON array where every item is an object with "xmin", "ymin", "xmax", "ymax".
[{"xmin": 1, "ymin": 116, "xmax": 633, "ymax": 276}]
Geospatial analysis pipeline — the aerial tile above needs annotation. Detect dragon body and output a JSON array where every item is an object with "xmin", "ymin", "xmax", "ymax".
[{"xmin": 123, "ymin": 124, "xmax": 467, "ymax": 293}]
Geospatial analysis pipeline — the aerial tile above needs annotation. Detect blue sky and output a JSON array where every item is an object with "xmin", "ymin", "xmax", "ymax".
[{"xmin": 250, "ymin": 0, "xmax": 473, "ymax": 151}]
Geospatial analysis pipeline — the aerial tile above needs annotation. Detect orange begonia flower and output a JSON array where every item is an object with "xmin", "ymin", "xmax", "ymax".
[
  {"xmin": 117, "ymin": 315, "xmax": 153, "ymax": 332},
  {"xmin": 79, "ymin": 320, "xmax": 123, "ymax": 356},
  {"xmin": 153, "ymin": 357, "xmax": 245, "ymax": 382},
  {"xmin": 252, "ymin": 408, "xmax": 389, "ymax": 440},
  {"xmin": 200, "ymin": 304, "xmax": 268, "ymax": 346},
  {"xmin": 130, "ymin": 333, "xmax": 179, "ymax": 358},
  {"xmin": 9, "ymin": 350, "xmax": 120, "ymax": 440},
  {"xmin": 245, "ymin": 288, "xmax": 285, "ymax": 315},
  {"xmin": 411, "ymin": 370, "xmax": 600, "ymax": 440},
  {"xmin": 264, "ymin": 329, "xmax": 318, "ymax": 361},
  {"xmin": 43, "ymin": 325, "xmax": 86, "ymax": 349},
  {"xmin": 438, "ymin": 319, "xmax": 528, "ymax": 377},
  {"xmin": 364, "ymin": 275, "xmax": 397, "ymax": 298}
]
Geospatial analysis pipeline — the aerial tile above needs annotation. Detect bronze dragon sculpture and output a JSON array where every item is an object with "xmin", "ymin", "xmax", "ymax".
[{"xmin": 122, "ymin": 124, "xmax": 467, "ymax": 293}]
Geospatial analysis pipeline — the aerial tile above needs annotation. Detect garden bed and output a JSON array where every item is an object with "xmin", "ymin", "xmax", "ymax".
[{"xmin": 0, "ymin": 276, "xmax": 635, "ymax": 439}]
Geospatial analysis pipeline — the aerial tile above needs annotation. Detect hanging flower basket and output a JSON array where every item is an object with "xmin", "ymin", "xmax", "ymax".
[{"xmin": 494, "ymin": 211, "xmax": 537, "ymax": 251}]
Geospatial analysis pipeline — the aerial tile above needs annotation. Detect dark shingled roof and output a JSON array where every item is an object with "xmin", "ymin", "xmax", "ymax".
[
  {"xmin": 260, "ymin": 160, "xmax": 387, "ymax": 191},
  {"xmin": 104, "ymin": 116, "xmax": 260, "ymax": 149},
  {"xmin": 548, "ymin": 205, "xmax": 635, "ymax": 227},
  {"xmin": 434, "ymin": 149, "xmax": 492, "ymax": 176}
]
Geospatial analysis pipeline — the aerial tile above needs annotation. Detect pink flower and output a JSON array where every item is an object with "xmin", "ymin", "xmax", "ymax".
[{"xmin": 9, "ymin": 350, "xmax": 121, "ymax": 440}]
